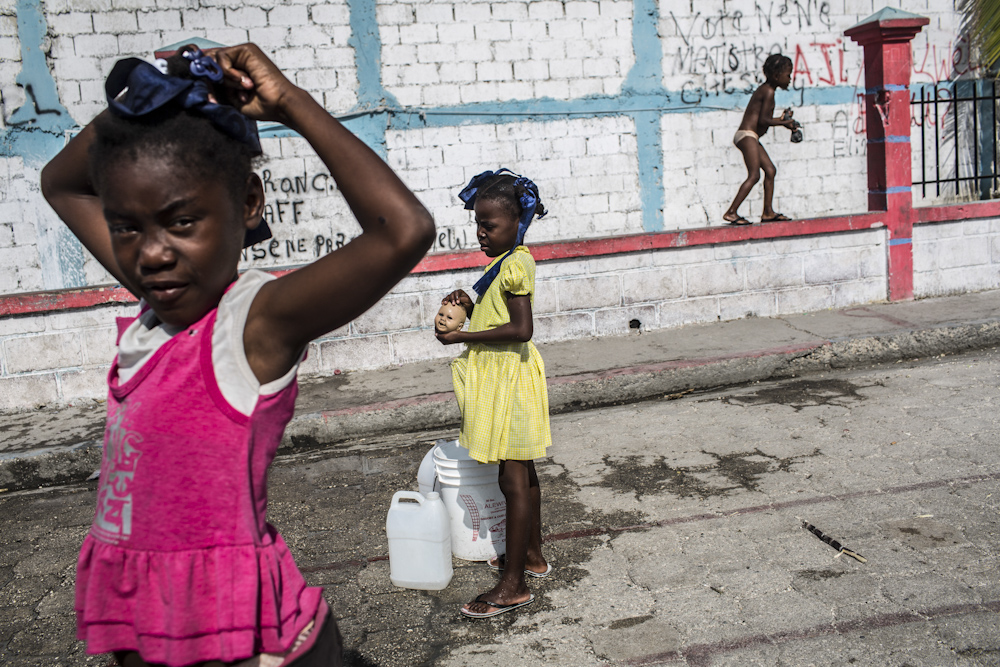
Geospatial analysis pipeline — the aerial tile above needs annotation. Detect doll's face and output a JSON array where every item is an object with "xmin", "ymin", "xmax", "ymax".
[{"xmin": 435, "ymin": 303, "xmax": 467, "ymax": 333}]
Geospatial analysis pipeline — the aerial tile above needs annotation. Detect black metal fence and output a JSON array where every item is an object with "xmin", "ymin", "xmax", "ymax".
[{"xmin": 911, "ymin": 79, "xmax": 999, "ymax": 200}]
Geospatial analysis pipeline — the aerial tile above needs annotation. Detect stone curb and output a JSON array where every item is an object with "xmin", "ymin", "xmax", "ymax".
[{"xmin": 3, "ymin": 320, "xmax": 999, "ymax": 494}]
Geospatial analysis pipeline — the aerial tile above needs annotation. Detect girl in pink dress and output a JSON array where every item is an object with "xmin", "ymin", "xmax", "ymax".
[{"xmin": 41, "ymin": 44, "xmax": 434, "ymax": 666}]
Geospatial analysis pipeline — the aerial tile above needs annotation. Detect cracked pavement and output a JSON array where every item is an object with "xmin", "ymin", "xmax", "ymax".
[{"xmin": 1, "ymin": 347, "xmax": 998, "ymax": 666}]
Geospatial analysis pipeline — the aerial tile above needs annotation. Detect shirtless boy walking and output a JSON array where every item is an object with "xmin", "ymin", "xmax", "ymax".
[{"xmin": 723, "ymin": 54, "xmax": 799, "ymax": 225}]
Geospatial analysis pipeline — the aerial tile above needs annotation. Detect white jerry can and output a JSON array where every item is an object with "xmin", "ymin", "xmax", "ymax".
[{"xmin": 386, "ymin": 491, "xmax": 453, "ymax": 590}]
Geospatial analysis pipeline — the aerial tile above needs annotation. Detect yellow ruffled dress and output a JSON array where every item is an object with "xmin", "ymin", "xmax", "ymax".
[{"xmin": 451, "ymin": 246, "xmax": 552, "ymax": 464}]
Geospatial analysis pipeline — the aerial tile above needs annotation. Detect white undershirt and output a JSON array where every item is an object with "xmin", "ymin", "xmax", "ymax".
[{"xmin": 116, "ymin": 270, "xmax": 298, "ymax": 416}]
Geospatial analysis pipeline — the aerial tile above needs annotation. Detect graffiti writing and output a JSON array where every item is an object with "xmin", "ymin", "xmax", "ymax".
[
  {"xmin": 755, "ymin": 0, "xmax": 832, "ymax": 31},
  {"xmin": 910, "ymin": 35, "xmax": 981, "ymax": 85},
  {"xmin": 673, "ymin": 39, "xmax": 783, "ymax": 77},
  {"xmin": 665, "ymin": 0, "xmax": 846, "ymax": 104},
  {"xmin": 679, "ymin": 74, "xmax": 756, "ymax": 104},
  {"xmin": 239, "ymin": 167, "xmax": 356, "ymax": 265},
  {"xmin": 832, "ymin": 109, "xmax": 865, "ymax": 158},
  {"xmin": 434, "ymin": 226, "xmax": 475, "ymax": 252}
]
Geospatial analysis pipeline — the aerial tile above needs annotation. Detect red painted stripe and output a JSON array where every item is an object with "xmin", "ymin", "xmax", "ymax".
[
  {"xmin": 0, "ymin": 285, "xmax": 137, "ymax": 316},
  {"xmin": 2, "ymin": 201, "xmax": 995, "ymax": 318},
  {"xmin": 413, "ymin": 212, "xmax": 886, "ymax": 273},
  {"xmin": 913, "ymin": 200, "xmax": 1000, "ymax": 224}
]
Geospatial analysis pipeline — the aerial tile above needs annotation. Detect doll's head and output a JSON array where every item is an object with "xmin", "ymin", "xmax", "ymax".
[
  {"xmin": 763, "ymin": 54, "xmax": 793, "ymax": 89},
  {"xmin": 435, "ymin": 302, "xmax": 467, "ymax": 333},
  {"xmin": 88, "ymin": 48, "xmax": 266, "ymax": 327}
]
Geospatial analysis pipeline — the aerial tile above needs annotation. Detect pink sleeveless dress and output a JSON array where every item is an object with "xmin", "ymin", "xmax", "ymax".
[{"xmin": 75, "ymin": 305, "xmax": 322, "ymax": 666}]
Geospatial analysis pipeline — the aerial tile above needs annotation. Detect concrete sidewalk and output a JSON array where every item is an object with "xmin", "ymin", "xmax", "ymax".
[{"xmin": 3, "ymin": 289, "xmax": 1000, "ymax": 492}]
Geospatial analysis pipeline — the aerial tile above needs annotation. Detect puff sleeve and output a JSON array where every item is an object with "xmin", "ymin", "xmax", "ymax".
[{"xmin": 498, "ymin": 252, "xmax": 535, "ymax": 296}]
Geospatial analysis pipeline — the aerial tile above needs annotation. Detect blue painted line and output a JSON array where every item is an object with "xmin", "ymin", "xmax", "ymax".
[
  {"xmin": 870, "ymin": 186, "xmax": 912, "ymax": 195},
  {"xmin": 889, "ymin": 237, "xmax": 911, "ymax": 246},
  {"xmin": 624, "ymin": 0, "xmax": 665, "ymax": 232},
  {"xmin": 623, "ymin": 0, "xmax": 661, "ymax": 95},
  {"xmin": 345, "ymin": 0, "xmax": 398, "ymax": 157},
  {"xmin": 0, "ymin": 0, "xmax": 84, "ymax": 289},
  {"xmin": 382, "ymin": 85, "xmax": 858, "ymax": 131},
  {"xmin": 867, "ymin": 136, "xmax": 910, "ymax": 143},
  {"xmin": 632, "ymin": 110, "xmax": 664, "ymax": 232},
  {"xmin": 0, "ymin": 0, "xmax": 76, "ymax": 165}
]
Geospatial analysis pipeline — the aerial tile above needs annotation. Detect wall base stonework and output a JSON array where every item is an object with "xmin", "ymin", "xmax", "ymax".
[{"xmin": 913, "ymin": 217, "xmax": 1000, "ymax": 298}]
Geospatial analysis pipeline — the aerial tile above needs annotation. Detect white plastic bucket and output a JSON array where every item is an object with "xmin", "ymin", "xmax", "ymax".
[
  {"xmin": 433, "ymin": 439, "xmax": 506, "ymax": 561},
  {"xmin": 386, "ymin": 491, "xmax": 453, "ymax": 590},
  {"xmin": 417, "ymin": 445, "xmax": 439, "ymax": 496}
]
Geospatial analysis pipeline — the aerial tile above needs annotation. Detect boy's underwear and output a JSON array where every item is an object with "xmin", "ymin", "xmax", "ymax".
[{"xmin": 733, "ymin": 129, "xmax": 759, "ymax": 146}]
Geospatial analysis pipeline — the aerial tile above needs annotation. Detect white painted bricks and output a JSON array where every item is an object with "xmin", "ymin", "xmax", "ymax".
[
  {"xmin": 913, "ymin": 218, "xmax": 1000, "ymax": 297},
  {"xmin": 379, "ymin": 0, "xmax": 634, "ymax": 104},
  {"xmin": 386, "ymin": 116, "xmax": 643, "ymax": 254}
]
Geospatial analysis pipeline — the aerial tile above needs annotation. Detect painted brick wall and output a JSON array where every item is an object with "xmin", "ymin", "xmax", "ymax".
[
  {"xmin": 913, "ymin": 217, "xmax": 1000, "ymax": 297},
  {"xmin": 0, "ymin": 0, "xmax": 988, "ymax": 410},
  {"xmin": 386, "ymin": 116, "xmax": 644, "ymax": 249},
  {"xmin": 378, "ymin": 0, "xmax": 635, "ymax": 106},
  {"xmin": 1, "ymin": 0, "xmax": 975, "ymax": 286}
]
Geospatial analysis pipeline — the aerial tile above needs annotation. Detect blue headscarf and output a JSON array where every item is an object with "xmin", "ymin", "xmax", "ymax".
[
  {"xmin": 458, "ymin": 168, "xmax": 547, "ymax": 298},
  {"xmin": 104, "ymin": 50, "xmax": 270, "ymax": 248}
]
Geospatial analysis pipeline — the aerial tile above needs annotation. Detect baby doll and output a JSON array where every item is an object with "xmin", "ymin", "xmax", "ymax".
[{"xmin": 436, "ymin": 302, "xmax": 467, "ymax": 333}]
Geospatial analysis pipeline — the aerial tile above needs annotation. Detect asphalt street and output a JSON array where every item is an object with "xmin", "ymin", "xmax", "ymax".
[{"xmin": 1, "ymin": 347, "xmax": 998, "ymax": 666}]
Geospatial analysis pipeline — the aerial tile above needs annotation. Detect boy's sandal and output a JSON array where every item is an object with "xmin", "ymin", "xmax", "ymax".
[
  {"xmin": 761, "ymin": 213, "xmax": 792, "ymax": 222},
  {"xmin": 725, "ymin": 215, "xmax": 752, "ymax": 226},
  {"xmin": 487, "ymin": 556, "xmax": 554, "ymax": 578},
  {"xmin": 460, "ymin": 594, "xmax": 535, "ymax": 619}
]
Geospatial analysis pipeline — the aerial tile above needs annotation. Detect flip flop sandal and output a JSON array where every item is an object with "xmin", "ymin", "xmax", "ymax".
[
  {"xmin": 487, "ymin": 558, "xmax": 554, "ymax": 579},
  {"xmin": 725, "ymin": 215, "xmax": 752, "ymax": 226},
  {"xmin": 460, "ymin": 594, "xmax": 535, "ymax": 619},
  {"xmin": 761, "ymin": 213, "xmax": 792, "ymax": 222}
]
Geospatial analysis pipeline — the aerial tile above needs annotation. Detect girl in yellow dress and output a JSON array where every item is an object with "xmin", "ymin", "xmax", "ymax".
[{"xmin": 437, "ymin": 169, "xmax": 553, "ymax": 618}]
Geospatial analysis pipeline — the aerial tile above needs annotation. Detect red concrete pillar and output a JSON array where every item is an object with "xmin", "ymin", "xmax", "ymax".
[{"xmin": 845, "ymin": 8, "xmax": 929, "ymax": 301}]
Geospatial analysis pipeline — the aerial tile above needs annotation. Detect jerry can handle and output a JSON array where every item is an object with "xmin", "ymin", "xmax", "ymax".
[{"xmin": 391, "ymin": 490, "xmax": 425, "ymax": 508}]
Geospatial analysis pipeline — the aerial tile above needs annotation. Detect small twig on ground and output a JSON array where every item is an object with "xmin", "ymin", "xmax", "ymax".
[{"xmin": 801, "ymin": 520, "xmax": 868, "ymax": 563}]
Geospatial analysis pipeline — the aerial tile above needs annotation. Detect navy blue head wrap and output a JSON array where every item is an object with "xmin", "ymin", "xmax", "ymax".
[
  {"xmin": 105, "ymin": 51, "xmax": 270, "ymax": 248},
  {"xmin": 459, "ymin": 168, "xmax": 547, "ymax": 298}
]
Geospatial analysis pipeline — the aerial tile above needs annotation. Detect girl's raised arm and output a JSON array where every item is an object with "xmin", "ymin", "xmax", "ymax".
[
  {"xmin": 216, "ymin": 44, "xmax": 436, "ymax": 383},
  {"xmin": 40, "ymin": 117, "xmax": 134, "ymax": 292}
]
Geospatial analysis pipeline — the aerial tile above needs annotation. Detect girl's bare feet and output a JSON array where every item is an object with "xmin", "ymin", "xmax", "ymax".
[{"xmin": 461, "ymin": 579, "xmax": 533, "ymax": 617}]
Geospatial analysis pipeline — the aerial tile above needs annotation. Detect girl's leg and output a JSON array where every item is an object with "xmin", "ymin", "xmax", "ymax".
[
  {"xmin": 758, "ymin": 144, "xmax": 778, "ymax": 219},
  {"xmin": 525, "ymin": 460, "xmax": 547, "ymax": 573},
  {"xmin": 723, "ymin": 137, "xmax": 762, "ymax": 222},
  {"xmin": 462, "ymin": 460, "xmax": 533, "ymax": 614},
  {"xmin": 489, "ymin": 459, "xmax": 547, "ymax": 574}
]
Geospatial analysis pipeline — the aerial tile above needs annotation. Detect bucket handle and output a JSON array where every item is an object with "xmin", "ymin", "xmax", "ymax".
[{"xmin": 391, "ymin": 490, "xmax": 425, "ymax": 508}]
